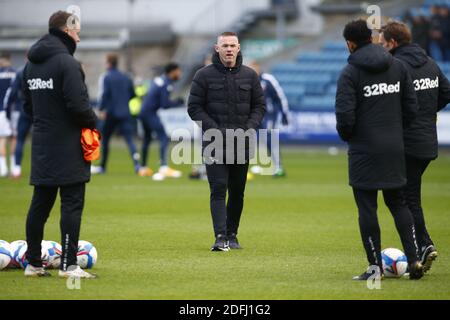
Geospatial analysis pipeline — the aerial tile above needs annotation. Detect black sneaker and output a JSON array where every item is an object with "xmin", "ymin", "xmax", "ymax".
[
  {"xmin": 408, "ymin": 261, "xmax": 424, "ymax": 280},
  {"xmin": 421, "ymin": 245, "xmax": 438, "ymax": 273},
  {"xmin": 228, "ymin": 233, "xmax": 242, "ymax": 249},
  {"xmin": 352, "ymin": 266, "xmax": 383, "ymax": 281},
  {"xmin": 211, "ymin": 234, "xmax": 229, "ymax": 252}
]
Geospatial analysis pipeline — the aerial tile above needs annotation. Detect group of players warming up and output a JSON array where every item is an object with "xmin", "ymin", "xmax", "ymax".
[{"xmin": 5, "ymin": 9, "xmax": 449, "ymax": 281}]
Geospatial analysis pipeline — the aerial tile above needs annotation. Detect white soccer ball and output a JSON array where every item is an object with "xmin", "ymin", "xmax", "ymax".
[
  {"xmin": 9, "ymin": 240, "xmax": 27, "ymax": 268},
  {"xmin": 42, "ymin": 240, "xmax": 62, "ymax": 269},
  {"xmin": 17, "ymin": 241, "xmax": 50, "ymax": 269},
  {"xmin": 250, "ymin": 165, "xmax": 263, "ymax": 175},
  {"xmin": 77, "ymin": 240, "xmax": 97, "ymax": 269},
  {"xmin": 0, "ymin": 240, "xmax": 12, "ymax": 270},
  {"xmin": 382, "ymin": 248, "xmax": 408, "ymax": 278}
]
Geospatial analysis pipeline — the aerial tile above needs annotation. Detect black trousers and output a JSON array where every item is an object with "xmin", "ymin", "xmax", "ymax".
[
  {"xmin": 205, "ymin": 163, "xmax": 249, "ymax": 237},
  {"xmin": 26, "ymin": 183, "xmax": 85, "ymax": 270},
  {"xmin": 352, "ymin": 188, "xmax": 419, "ymax": 267},
  {"xmin": 404, "ymin": 155, "xmax": 433, "ymax": 250}
]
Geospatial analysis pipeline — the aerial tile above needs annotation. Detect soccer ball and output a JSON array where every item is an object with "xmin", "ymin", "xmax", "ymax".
[
  {"xmin": 17, "ymin": 241, "xmax": 50, "ymax": 269},
  {"xmin": 9, "ymin": 240, "xmax": 27, "ymax": 268},
  {"xmin": 42, "ymin": 240, "xmax": 62, "ymax": 269},
  {"xmin": 77, "ymin": 240, "xmax": 97, "ymax": 269},
  {"xmin": 0, "ymin": 240, "xmax": 12, "ymax": 270},
  {"xmin": 382, "ymin": 248, "xmax": 408, "ymax": 278}
]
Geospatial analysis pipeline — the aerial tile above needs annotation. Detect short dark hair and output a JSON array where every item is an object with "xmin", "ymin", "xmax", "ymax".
[
  {"xmin": 48, "ymin": 10, "xmax": 73, "ymax": 30},
  {"xmin": 381, "ymin": 22, "xmax": 412, "ymax": 46},
  {"xmin": 218, "ymin": 31, "xmax": 239, "ymax": 40},
  {"xmin": 106, "ymin": 53, "xmax": 119, "ymax": 68},
  {"xmin": 164, "ymin": 62, "xmax": 180, "ymax": 74},
  {"xmin": 343, "ymin": 19, "xmax": 372, "ymax": 46}
]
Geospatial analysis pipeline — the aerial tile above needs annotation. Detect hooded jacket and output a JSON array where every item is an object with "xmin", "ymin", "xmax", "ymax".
[
  {"xmin": 188, "ymin": 52, "xmax": 266, "ymax": 162},
  {"xmin": 22, "ymin": 28, "xmax": 97, "ymax": 186},
  {"xmin": 392, "ymin": 43, "xmax": 450, "ymax": 160},
  {"xmin": 335, "ymin": 43, "xmax": 418, "ymax": 190}
]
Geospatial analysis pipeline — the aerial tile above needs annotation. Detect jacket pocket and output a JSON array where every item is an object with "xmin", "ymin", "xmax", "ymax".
[
  {"xmin": 207, "ymin": 83, "xmax": 225, "ymax": 101},
  {"xmin": 238, "ymin": 84, "xmax": 251, "ymax": 102}
]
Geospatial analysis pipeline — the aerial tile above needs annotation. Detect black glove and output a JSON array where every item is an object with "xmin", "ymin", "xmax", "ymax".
[{"xmin": 281, "ymin": 114, "xmax": 289, "ymax": 126}]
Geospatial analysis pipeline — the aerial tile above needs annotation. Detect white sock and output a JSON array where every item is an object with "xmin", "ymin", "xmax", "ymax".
[
  {"xmin": 0, "ymin": 156, "xmax": 7, "ymax": 176},
  {"xmin": 10, "ymin": 155, "xmax": 15, "ymax": 170}
]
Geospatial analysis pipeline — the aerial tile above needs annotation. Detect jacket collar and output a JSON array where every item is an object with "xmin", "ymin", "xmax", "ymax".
[
  {"xmin": 49, "ymin": 27, "xmax": 76, "ymax": 56},
  {"xmin": 212, "ymin": 51, "xmax": 243, "ymax": 74}
]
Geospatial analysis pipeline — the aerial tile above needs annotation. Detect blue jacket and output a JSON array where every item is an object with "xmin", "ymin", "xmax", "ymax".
[
  {"xmin": 0, "ymin": 66, "xmax": 16, "ymax": 112},
  {"xmin": 260, "ymin": 73, "xmax": 289, "ymax": 116},
  {"xmin": 98, "ymin": 67, "xmax": 135, "ymax": 119},
  {"xmin": 140, "ymin": 75, "xmax": 181, "ymax": 116},
  {"xmin": 4, "ymin": 67, "xmax": 25, "ymax": 116}
]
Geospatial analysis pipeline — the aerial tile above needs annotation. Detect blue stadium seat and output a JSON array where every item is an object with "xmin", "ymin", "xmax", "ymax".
[{"xmin": 298, "ymin": 95, "xmax": 336, "ymax": 111}]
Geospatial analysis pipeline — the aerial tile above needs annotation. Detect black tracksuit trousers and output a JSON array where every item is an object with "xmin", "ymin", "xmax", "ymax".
[
  {"xmin": 404, "ymin": 155, "xmax": 434, "ymax": 250},
  {"xmin": 25, "ymin": 183, "xmax": 85, "ymax": 271},
  {"xmin": 206, "ymin": 163, "xmax": 249, "ymax": 237},
  {"xmin": 352, "ymin": 188, "xmax": 420, "ymax": 267}
]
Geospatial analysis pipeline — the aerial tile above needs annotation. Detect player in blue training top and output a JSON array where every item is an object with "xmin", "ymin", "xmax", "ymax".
[
  {"xmin": 0, "ymin": 52, "xmax": 16, "ymax": 177},
  {"xmin": 250, "ymin": 61, "xmax": 290, "ymax": 177},
  {"xmin": 92, "ymin": 53, "xmax": 140, "ymax": 175},
  {"xmin": 3, "ymin": 64, "xmax": 33, "ymax": 178},
  {"xmin": 138, "ymin": 62, "xmax": 184, "ymax": 179}
]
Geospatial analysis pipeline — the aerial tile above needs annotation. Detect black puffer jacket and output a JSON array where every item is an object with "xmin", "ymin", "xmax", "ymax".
[
  {"xmin": 335, "ymin": 43, "xmax": 418, "ymax": 190},
  {"xmin": 188, "ymin": 52, "xmax": 266, "ymax": 160},
  {"xmin": 392, "ymin": 43, "xmax": 450, "ymax": 160},
  {"xmin": 23, "ymin": 28, "xmax": 97, "ymax": 186}
]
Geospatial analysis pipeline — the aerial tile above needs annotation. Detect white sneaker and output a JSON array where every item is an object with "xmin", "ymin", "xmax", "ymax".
[
  {"xmin": 59, "ymin": 266, "xmax": 97, "ymax": 279},
  {"xmin": 24, "ymin": 264, "xmax": 51, "ymax": 277},
  {"xmin": 159, "ymin": 166, "xmax": 182, "ymax": 178},
  {"xmin": 11, "ymin": 165, "xmax": 21, "ymax": 178}
]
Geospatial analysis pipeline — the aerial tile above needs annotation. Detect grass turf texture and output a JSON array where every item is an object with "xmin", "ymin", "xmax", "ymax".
[{"xmin": 1, "ymin": 141, "xmax": 449, "ymax": 299}]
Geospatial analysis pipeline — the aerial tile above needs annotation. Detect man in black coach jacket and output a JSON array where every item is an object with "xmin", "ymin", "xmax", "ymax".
[
  {"xmin": 380, "ymin": 21, "xmax": 450, "ymax": 273},
  {"xmin": 335, "ymin": 19, "xmax": 424, "ymax": 280},
  {"xmin": 22, "ymin": 11, "xmax": 97, "ymax": 278}
]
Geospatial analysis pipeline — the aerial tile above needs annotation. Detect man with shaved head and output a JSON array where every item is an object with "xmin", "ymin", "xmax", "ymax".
[{"xmin": 188, "ymin": 32, "xmax": 266, "ymax": 251}]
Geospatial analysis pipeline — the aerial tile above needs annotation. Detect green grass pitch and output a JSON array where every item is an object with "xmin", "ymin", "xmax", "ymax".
[{"xmin": 1, "ymin": 141, "xmax": 449, "ymax": 299}]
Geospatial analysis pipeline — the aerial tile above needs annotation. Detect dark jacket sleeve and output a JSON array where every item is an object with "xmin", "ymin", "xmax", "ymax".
[
  {"xmin": 437, "ymin": 67, "xmax": 450, "ymax": 111},
  {"xmin": 245, "ymin": 71, "xmax": 266, "ymax": 130},
  {"xmin": 62, "ymin": 57, "xmax": 97, "ymax": 129},
  {"xmin": 22, "ymin": 64, "xmax": 33, "ymax": 118},
  {"xmin": 400, "ymin": 64, "xmax": 419, "ymax": 128},
  {"xmin": 128, "ymin": 77, "xmax": 136, "ymax": 101},
  {"xmin": 335, "ymin": 66, "xmax": 357, "ymax": 142},
  {"xmin": 187, "ymin": 70, "xmax": 220, "ymax": 131}
]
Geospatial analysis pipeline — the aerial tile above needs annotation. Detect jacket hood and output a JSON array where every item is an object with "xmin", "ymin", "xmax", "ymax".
[
  {"xmin": 391, "ymin": 43, "xmax": 428, "ymax": 68},
  {"xmin": 27, "ymin": 28, "xmax": 76, "ymax": 64},
  {"xmin": 348, "ymin": 43, "xmax": 393, "ymax": 73},
  {"xmin": 212, "ymin": 51, "xmax": 243, "ymax": 73}
]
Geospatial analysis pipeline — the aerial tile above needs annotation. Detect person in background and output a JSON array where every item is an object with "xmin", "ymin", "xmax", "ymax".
[
  {"xmin": 92, "ymin": 53, "xmax": 140, "ymax": 175},
  {"xmin": 250, "ymin": 61, "xmax": 289, "ymax": 178},
  {"xmin": 138, "ymin": 62, "xmax": 184, "ymax": 180},
  {"xmin": 0, "ymin": 52, "xmax": 16, "ymax": 177},
  {"xmin": 3, "ymin": 61, "xmax": 33, "ymax": 178}
]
